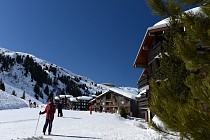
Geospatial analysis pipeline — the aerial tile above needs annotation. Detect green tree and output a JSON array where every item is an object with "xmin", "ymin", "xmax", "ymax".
[
  {"xmin": 21, "ymin": 91, "xmax": 26, "ymax": 99},
  {"xmin": 47, "ymin": 92, "xmax": 54, "ymax": 102},
  {"xmin": 39, "ymin": 92, "xmax": 43, "ymax": 99},
  {"xmin": 0, "ymin": 80, "xmax": 5, "ymax": 91},
  {"xmin": 44, "ymin": 85, "xmax": 49, "ymax": 96},
  {"xmin": 34, "ymin": 82, "xmax": 40, "ymax": 95},
  {"xmin": 12, "ymin": 90, "xmax": 16, "ymax": 96},
  {"xmin": 147, "ymin": 0, "xmax": 210, "ymax": 139}
]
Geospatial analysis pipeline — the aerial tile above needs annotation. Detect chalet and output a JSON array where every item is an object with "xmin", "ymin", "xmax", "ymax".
[
  {"xmin": 69, "ymin": 97, "xmax": 78, "ymax": 110},
  {"xmin": 91, "ymin": 88, "xmax": 138, "ymax": 117},
  {"xmin": 54, "ymin": 95, "xmax": 92, "ymax": 111},
  {"xmin": 75, "ymin": 96, "xmax": 92, "ymax": 111},
  {"xmin": 133, "ymin": 18, "xmax": 169, "ymax": 121},
  {"xmin": 133, "ymin": 7, "xmax": 201, "ymax": 121}
]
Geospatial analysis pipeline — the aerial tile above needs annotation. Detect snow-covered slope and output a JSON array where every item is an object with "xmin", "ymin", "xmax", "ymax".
[
  {"xmin": 0, "ymin": 90, "xmax": 28, "ymax": 110},
  {"xmin": 0, "ymin": 48, "xmax": 138, "ymax": 105}
]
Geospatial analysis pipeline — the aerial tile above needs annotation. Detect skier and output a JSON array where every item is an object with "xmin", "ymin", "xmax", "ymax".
[
  {"xmin": 29, "ymin": 100, "xmax": 32, "ymax": 108},
  {"xmin": 57, "ymin": 101, "xmax": 63, "ymax": 117},
  {"xmin": 99, "ymin": 105, "xmax": 103, "ymax": 113},
  {"xmin": 33, "ymin": 101, "xmax": 37, "ymax": 108},
  {"xmin": 89, "ymin": 105, "xmax": 92, "ymax": 114},
  {"xmin": 39, "ymin": 99, "xmax": 56, "ymax": 135}
]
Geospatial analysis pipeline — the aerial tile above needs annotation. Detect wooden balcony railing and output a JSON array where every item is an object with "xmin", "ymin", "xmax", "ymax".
[
  {"xmin": 148, "ymin": 42, "xmax": 161, "ymax": 63},
  {"xmin": 138, "ymin": 77, "xmax": 148, "ymax": 89}
]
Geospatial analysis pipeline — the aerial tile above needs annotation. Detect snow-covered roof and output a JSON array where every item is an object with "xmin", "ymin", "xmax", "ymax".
[
  {"xmin": 54, "ymin": 96, "xmax": 59, "ymax": 100},
  {"xmin": 92, "ymin": 95, "xmax": 97, "ymax": 98},
  {"xmin": 70, "ymin": 97, "xmax": 78, "ymax": 102},
  {"xmin": 110, "ymin": 87, "xmax": 137, "ymax": 100},
  {"xmin": 76, "ymin": 96, "xmax": 92, "ymax": 101},
  {"xmin": 134, "ymin": 7, "xmax": 201, "ymax": 68},
  {"xmin": 59, "ymin": 95, "xmax": 66, "ymax": 98},
  {"xmin": 92, "ymin": 87, "xmax": 137, "ymax": 101},
  {"xmin": 153, "ymin": 7, "xmax": 201, "ymax": 28},
  {"xmin": 65, "ymin": 95, "xmax": 73, "ymax": 98},
  {"xmin": 59, "ymin": 95, "xmax": 73, "ymax": 98}
]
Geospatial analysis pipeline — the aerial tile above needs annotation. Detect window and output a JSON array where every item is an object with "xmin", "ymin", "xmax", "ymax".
[{"xmin": 106, "ymin": 93, "xmax": 111, "ymax": 99}]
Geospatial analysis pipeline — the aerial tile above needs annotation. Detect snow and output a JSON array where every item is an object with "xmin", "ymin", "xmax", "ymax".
[
  {"xmin": 0, "ymin": 47, "xmax": 179, "ymax": 139},
  {"xmin": 0, "ymin": 47, "xmax": 112, "ymax": 104},
  {"xmin": 0, "ymin": 88, "xmax": 178, "ymax": 140},
  {"xmin": 109, "ymin": 87, "xmax": 137, "ymax": 99},
  {"xmin": 153, "ymin": 7, "xmax": 201, "ymax": 27},
  {"xmin": 0, "ymin": 107, "xmax": 179, "ymax": 140},
  {"xmin": 70, "ymin": 97, "xmax": 78, "ymax": 102},
  {"xmin": 77, "ymin": 96, "xmax": 92, "ymax": 100},
  {"xmin": 0, "ymin": 90, "xmax": 28, "ymax": 110},
  {"xmin": 59, "ymin": 95, "xmax": 73, "ymax": 99}
]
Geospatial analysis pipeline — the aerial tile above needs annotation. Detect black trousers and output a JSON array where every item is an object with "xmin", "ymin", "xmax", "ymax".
[
  {"xmin": 58, "ymin": 109, "xmax": 63, "ymax": 117},
  {"xmin": 43, "ymin": 119, "xmax": 53, "ymax": 134}
]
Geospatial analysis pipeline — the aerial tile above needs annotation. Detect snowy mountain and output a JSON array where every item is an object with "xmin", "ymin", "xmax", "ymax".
[{"xmin": 0, "ymin": 48, "xmax": 138, "ymax": 105}]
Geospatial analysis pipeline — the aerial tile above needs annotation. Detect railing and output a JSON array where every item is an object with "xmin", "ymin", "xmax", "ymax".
[
  {"xmin": 104, "ymin": 99, "xmax": 114, "ymax": 102},
  {"xmin": 148, "ymin": 42, "xmax": 161, "ymax": 63},
  {"xmin": 138, "ymin": 77, "xmax": 148, "ymax": 89},
  {"xmin": 138, "ymin": 100, "xmax": 148, "ymax": 108}
]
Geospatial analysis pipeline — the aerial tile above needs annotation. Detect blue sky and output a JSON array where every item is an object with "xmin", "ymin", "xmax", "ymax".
[{"xmin": 0, "ymin": 0, "xmax": 161, "ymax": 87}]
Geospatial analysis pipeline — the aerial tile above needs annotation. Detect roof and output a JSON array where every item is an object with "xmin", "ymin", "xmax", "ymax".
[
  {"xmin": 70, "ymin": 97, "xmax": 78, "ymax": 102},
  {"xmin": 91, "ymin": 87, "xmax": 137, "ymax": 102},
  {"xmin": 133, "ymin": 25, "xmax": 168, "ymax": 68},
  {"xmin": 59, "ymin": 95, "xmax": 73, "ymax": 98},
  {"xmin": 133, "ymin": 7, "xmax": 201, "ymax": 68},
  {"xmin": 110, "ymin": 87, "xmax": 137, "ymax": 99},
  {"xmin": 76, "ymin": 96, "xmax": 92, "ymax": 101},
  {"xmin": 54, "ymin": 96, "xmax": 59, "ymax": 100}
]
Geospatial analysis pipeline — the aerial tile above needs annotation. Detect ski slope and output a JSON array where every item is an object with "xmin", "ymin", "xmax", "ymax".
[{"xmin": 0, "ymin": 108, "xmax": 178, "ymax": 140}]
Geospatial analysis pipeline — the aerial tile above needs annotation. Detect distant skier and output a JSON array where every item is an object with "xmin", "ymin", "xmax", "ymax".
[
  {"xmin": 29, "ymin": 100, "xmax": 32, "ymax": 108},
  {"xmin": 39, "ymin": 99, "xmax": 56, "ymax": 135},
  {"xmin": 57, "ymin": 101, "xmax": 63, "ymax": 117},
  {"xmin": 99, "ymin": 105, "xmax": 103, "ymax": 113},
  {"xmin": 89, "ymin": 105, "xmax": 92, "ymax": 114},
  {"xmin": 33, "ymin": 101, "xmax": 37, "ymax": 108}
]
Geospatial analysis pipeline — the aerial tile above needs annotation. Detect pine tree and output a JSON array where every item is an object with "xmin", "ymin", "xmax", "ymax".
[
  {"xmin": 39, "ymin": 92, "xmax": 43, "ymax": 99},
  {"xmin": 12, "ymin": 90, "xmax": 16, "ymax": 96},
  {"xmin": 0, "ymin": 80, "xmax": 5, "ymax": 91},
  {"xmin": 47, "ymin": 92, "xmax": 54, "ymax": 102},
  {"xmin": 21, "ymin": 91, "xmax": 26, "ymax": 99},
  {"xmin": 147, "ymin": 0, "xmax": 210, "ymax": 139},
  {"xmin": 44, "ymin": 85, "xmax": 49, "ymax": 96},
  {"xmin": 34, "ymin": 82, "xmax": 40, "ymax": 95}
]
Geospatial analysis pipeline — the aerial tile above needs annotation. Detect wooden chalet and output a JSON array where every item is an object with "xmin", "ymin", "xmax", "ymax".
[
  {"xmin": 75, "ymin": 96, "xmax": 92, "ymax": 111},
  {"xmin": 133, "ymin": 7, "xmax": 202, "ymax": 121},
  {"xmin": 134, "ymin": 19, "xmax": 169, "ymax": 121},
  {"xmin": 91, "ymin": 88, "xmax": 138, "ymax": 117},
  {"xmin": 54, "ymin": 95, "xmax": 92, "ymax": 111},
  {"xmin": 69, "ymin": 97, "xmax": 78, "ymax": 110}
]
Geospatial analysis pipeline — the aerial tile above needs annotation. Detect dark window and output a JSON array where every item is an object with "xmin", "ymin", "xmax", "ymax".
[{"xmin": 106, "ymin": 93, "xmax": 111, "ymax": 99}]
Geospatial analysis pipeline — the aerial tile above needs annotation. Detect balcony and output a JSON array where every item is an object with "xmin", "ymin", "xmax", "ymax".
[
  {"xmin": 138, "ymin": 76, "xmax": 148, "ymax": 88},
  {"xmin": 148, "ymin": 42, "xmax": 161, "ymax": 64},
  {"xmin": 138, "ymin": 100, "xmax": 149, "ymax": 108}
]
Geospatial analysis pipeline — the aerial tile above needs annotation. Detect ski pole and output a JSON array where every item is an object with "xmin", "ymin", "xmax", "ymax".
[{"xmin": 34, "ymin": 113, "xmax": 41, "ymax": 135}]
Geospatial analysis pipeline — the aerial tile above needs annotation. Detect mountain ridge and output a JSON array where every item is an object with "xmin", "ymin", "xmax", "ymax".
[{"xmin": 0, "ymin": 48, "xmax": 138, "ymax": 104}]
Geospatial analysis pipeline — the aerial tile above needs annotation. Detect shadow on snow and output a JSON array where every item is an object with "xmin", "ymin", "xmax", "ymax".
[
  {"xmin": 50, "ymin": 134, "xmax": 102, "ymax": 139},
  {"xmin": 62, "ymin": 116, "xmax": 82, "ymax": 119}
]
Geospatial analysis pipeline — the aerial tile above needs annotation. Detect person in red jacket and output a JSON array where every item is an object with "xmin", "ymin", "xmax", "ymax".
[{"xmin": 39, "ymin": 99, "xmax": 56, "ymax": 135}]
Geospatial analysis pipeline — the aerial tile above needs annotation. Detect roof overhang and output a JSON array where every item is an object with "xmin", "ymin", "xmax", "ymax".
[{"xmin": 133, "ymin": 24, "xmax": 169, "ymax": 68}]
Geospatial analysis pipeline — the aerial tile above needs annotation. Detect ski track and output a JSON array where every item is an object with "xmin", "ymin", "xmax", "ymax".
[{"xmin": 0, "ymin": 119, "xmax": 37, "ymax": 124}]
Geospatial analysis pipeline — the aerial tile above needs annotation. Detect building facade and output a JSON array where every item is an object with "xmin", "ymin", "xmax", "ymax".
[
  {"xmin": 91, "ymin": 88, "xmax": 138, "ymax": 117},
  {"xmin": 134, "ymin": 21, "xmax": 169, "ymax": 121}
]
